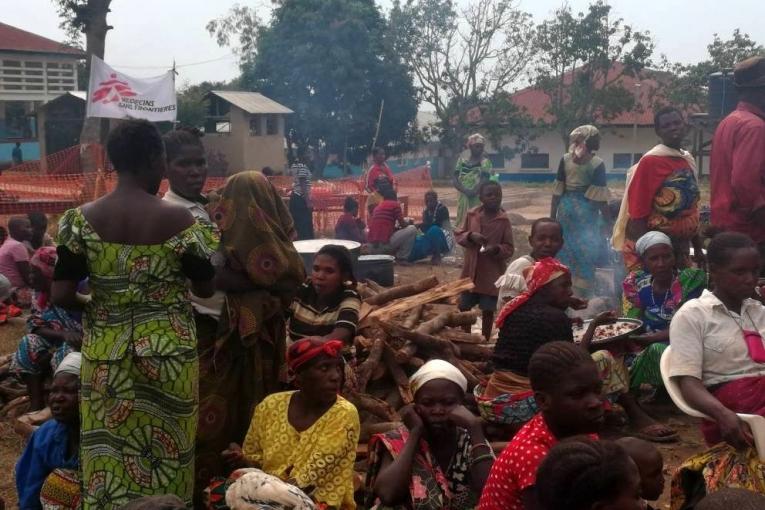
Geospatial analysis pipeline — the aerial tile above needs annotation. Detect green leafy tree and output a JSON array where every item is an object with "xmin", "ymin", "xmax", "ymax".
[
  {"xmin": 209, "ymin": 0, "xmax": 418, "ymax": 176},
  {"xmin": 658, "ymin": 30, "xmax": 764, "ymax": 110},
  {"xmin": 533, "ymin": 1, "xmax": 654, "ymax": 147},
  {"xmin": 388, "ymin": 0, "xmax": 538, "ymax": 174},
  {"xmin": 176, "ymin": 80, "xmax": 238, "ymax": 129}
]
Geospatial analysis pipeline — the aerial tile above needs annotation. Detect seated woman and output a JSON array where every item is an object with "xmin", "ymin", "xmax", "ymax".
[
  {"xmin": 287, "ymin": 244, "xmax": 361, "ymax": 345},
  {"xmin": 16, "ymin": 352, "xmax": 81, "ymax": 510},
  {"xmin": 335, "ymin": 196, "xmax": 367, "ymax": 243},
  {"xmin": 622, "ymin": 231, "xmax": 705, "ymax": 391},
  {"xmin": 206, "ymin": 338, "xmax": 360, "ymax": 510},
  {"xmin": 670, "ymin": 232, "xmax": 765, "ymax": 449},
  {"xmin": 535, "ymin": 438, "xmax": 644, "ymax": 510},
  {"xmin": 10, "ymin": 247, "xmax": 82, "ymax": 411},
  {"xmin": 366, "ymin": 359, "xmax": 493, "ymax": 510},
  {"xmin": 477, "ymin": 257, "xmax": 677, "ymax": 442}
]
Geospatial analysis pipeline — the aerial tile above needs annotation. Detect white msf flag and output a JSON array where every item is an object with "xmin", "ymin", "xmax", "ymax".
[{"xmin": 86, "ymin": 55, "xmax": 177, "ymax": 122}]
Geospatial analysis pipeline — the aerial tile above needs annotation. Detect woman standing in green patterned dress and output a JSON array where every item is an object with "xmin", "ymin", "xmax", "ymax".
[
  {"xmin": 52, "ymin": 120, "xmax": 217, "ymax": 509},
  {"xmin": 453, "ymin": 133, "xmax": 496, "ymax": 228}
]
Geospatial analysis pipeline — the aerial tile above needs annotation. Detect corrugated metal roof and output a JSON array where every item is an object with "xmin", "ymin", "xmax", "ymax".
[{"xmin": 208, "ymin": 90, "xmax": 293, "ymax": 115}]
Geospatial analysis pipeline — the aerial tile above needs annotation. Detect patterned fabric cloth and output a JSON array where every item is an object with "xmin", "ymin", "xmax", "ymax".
[
  {"xmin": 241, "ymin": 392, "xmax": 360, "ymax": 509},
  {"xmin": 10, "ymin": 305, "xmax": 81, "ymax": 376},
  {"xmin": 55, "ymin": 207, "xmax": 217, "ymax": 509},
  {"xmin": 287, "ymin": 338, "xmax": 343, "ymax": 373},
  {"xmin": 287, "ymin": 280, "xmax": 361, "ymax": 342},
  {"xmin": 479, "ymin": 414, "xmax": 598, "ymax": 510},
  {"xmin": 670, "ymin": 443, "xmax": 765, "ymax": 510},
  {"xmin": 495, "ymin": 257, "xmax": 568, "ymax": 329},
  {"xmin": 622, "ymin": 268, "xmax": 707, "ymax": 333},
  {"xmin": 623, "ymin": 154, "xmax": 701, "ymax": 269},
  {"xmin": 407, "ymin": 225, "xmax": 450, "ymax": 262},
  {"xmin": 196, "ymin": 171, "xmax": 305, "ymax": 503},
  {"xmin": 454, "ymin": 157, "xmax": 495, "ymax": 228},
  {"xmin": 553, "ymin": 154, "xmax": 609, "ymax": 297},
  {"xmin": 16, "ymin": 419, "xmax": 79, "ymax": 510},
  {"xmin": 475, "ymin": 370, "xmax": 537, "ymax": 426},
  {"xmin": 291, "ymin": 163, "xmax": 312, "ymax": 198},
  {"xmin": 628, "ymin": 342, "xmax": 667, "ymax": 390},
  {"xmin": 40, "ymin": 468, "xmax": 81, "ymax": 510},
  {"xmin": 366, "ymin": 425, "xmax": 484, "ymax": 510}
]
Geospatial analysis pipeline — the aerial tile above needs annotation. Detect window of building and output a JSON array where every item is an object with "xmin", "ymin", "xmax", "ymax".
[
  {"xmin": 3, "ymin": 60, "xmax": 21, "ymax": 67},
  {"xmin": 521, "ymin": 153, "xmax": 550, "ymax": 169},
  {"xmin": 215, "ymin": 122, "xmax": 231, "ymax": 134},
  {"xmin": 486, "ymin": 153, "xmax": 504, "ymax": 168},
  {"xmin": 613, "ymin": 153, "xmax": 643, "ymax": 169},
  {"xmin": 249, "ymin": 116, "xmax": 262, "ymax": 136},
  {"xmin": 266, "ymin": 114, "xmax": 278, "ymax": 135},
  {"xmin": 25, "ymin": 61, "xmax": 43, "ymax": 68}
]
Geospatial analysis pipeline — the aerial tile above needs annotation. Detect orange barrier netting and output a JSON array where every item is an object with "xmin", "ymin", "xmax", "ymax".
[{"xmin": 0, "ymin": 145, "xmax": 432, "ymax": 234}]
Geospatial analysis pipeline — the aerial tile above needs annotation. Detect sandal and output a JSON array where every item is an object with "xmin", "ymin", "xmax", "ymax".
[{"xmin": 633, "ymin": 423, "xmax": 679, "ymax": 443}]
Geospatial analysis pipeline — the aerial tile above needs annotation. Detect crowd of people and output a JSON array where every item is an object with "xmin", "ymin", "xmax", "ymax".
[{"xmin": 1, "ymin": 54, "xmax": 764, "ymax": 510}]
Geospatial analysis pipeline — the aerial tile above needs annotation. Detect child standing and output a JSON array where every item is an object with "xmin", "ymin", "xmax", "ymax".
[
  {"xmin": 478, "ymin": 341, "xmax": 605, "ymax": 510},
  {"xmin": 456, "ymin": 181, "xmax": 514, "ymax": 340},
  {"xmin": 495, "ymin": 217, "xmax": 564, "ymax": 307}
]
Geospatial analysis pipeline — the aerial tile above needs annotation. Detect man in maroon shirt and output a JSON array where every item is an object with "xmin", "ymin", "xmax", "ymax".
[{"xmin": 710, "ymin": 56, "xmax": 765, "ymax": 268}]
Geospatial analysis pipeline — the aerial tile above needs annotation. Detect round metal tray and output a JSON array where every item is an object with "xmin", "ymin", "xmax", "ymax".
[{"xmin": 573, "ymin": 317, "xmax": 644, "ymax": 345}]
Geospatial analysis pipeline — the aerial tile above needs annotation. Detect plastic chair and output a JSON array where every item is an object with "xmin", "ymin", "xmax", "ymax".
[{"xmin": 660, "ymin": 346, "xmax": 765, "ymax": 461}]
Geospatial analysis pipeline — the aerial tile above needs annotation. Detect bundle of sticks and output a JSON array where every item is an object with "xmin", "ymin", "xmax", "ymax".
[{"xmin": 346, "ymin": 275, "xmax": 495, "ymax": 443}]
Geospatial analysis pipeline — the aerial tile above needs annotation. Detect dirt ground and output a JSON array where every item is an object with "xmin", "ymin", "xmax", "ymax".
[{"xmin": 0, "ymin": 182, "xmax": 707, "ymax": 509}]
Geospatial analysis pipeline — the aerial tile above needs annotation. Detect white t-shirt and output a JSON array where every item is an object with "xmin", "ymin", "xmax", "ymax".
[
  {"xmin": 669, "ymin": 289, "xmax": 765, "ymax": 386},
  {"xmin": 494, "ymin": 255, "xmax": 535, "ymax": 309}
]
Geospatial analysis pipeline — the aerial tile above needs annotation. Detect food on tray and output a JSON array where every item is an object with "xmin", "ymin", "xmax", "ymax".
[{"xmin": 573, "ymin": 319, "xmax": 641, "ymax": 344}]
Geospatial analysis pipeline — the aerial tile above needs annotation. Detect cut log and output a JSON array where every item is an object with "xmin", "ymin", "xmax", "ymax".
[
  {"xmin": 417, "ymin": 311, "xmax": 479, "ymax": 335},
  {"xmin": 423, "ymin": 303, "xmax": 457, "ymax": 317},
  {"xmin": 440, "ymin": 329, "xmax": 486, "ymax": 344},
  {"xmin": 0, "ymin": 395, "xmax": 29, "ymax": 418},
  {"xmin": 364, "ymin": 276, "xmax": 439, "ymax": 306},
  {"xmin": 378, "ymin": 320, "xmax": 460, "ymax": 357},
  {"xmin": 356, "ymin": 284, "xmax": 376, "ymax": 300},
  {"xmin": 365, "ymin": 280, "xmax": 387, "ymax": 294},
  {"xmin": 454, "ymin": 343, "xmax": 493, "ymax": 361},
  {"xmin": 356, "ymin": 338, "xmax": 385, "ymax": 392},
  {"xmin": 401, "ymin": 305, "xmax": 424, "ymax": 330},
  {"xmin": 383, "ymin": 346, "xmax": 413, "ymax": 404},
  {"xmin": 394, "ymin": 342, "xmax": 418, "ymax": 364},
  {"xmin": 384, "ymin": 387, "xmax": 403, "ymax": 410},
  {"xmin": 347, "ymin": 392, "xmax": 399, "ymax": 422},
  {"xmin": 368, "ymin": 278, "xmax": 474, "ymax": 319},
  {"xmin": 407, "ymin": 357, "xmax": 425, "ymax": 369}
]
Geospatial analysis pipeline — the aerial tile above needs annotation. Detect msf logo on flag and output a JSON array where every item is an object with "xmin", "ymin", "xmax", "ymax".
[
  {"xmin": 86, "ymin": 55, "xmax": 177, "ymax": 122},
  {"xmin": 91, "ymin": 74, "xmax": 137, "ymax": 104}
]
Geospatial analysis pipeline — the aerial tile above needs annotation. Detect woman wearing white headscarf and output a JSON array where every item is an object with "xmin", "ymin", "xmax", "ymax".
[
  {"xmin": 622, "ymin": 231, "xmax": 706, "ymax": 390},
  {"xmin": 453, "ymin": 133, "xmax": 498, "ymax": 227},
  {"xmin": 550, "ymin": 125, "xmax": 611, "ymax": 297},
  {"xmin": 365, "ymin": 360, "xmax": 494, "ymax": 510}
]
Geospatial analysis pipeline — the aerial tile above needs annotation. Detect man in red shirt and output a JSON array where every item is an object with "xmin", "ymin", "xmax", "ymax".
[
  {"xmin": 368, "ymin": 186, "xmax": 417, "ymax": 259},
  {"xmin": 710, "ymin": 56, "xmax": 765, "ymax": 267}
]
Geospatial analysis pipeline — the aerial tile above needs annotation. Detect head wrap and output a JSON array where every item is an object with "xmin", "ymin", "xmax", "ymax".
[
  {"xmin": 495, "ymin": 257, "xmax": 570, "ymax": 328},
  {"xmin": 287, "ymin": 338, "xmax": 344, "ymax": 374},
  {"xmin": 568, "ymin": 125, "xmax": 600, "ymax": 154},
  {"xmin": 30, "ymin": 246, "xmax": 57, "ymax": 280},
  {"xmin": 467, "ymin": 133, "xmax": 486, "ymax": 147},
  {"xmin": 54, "ymin": 352, "xmax": 81, "ymax": 378},
  {"xmin": 635, "ymin": 231, "xmax": 672, "ymax": 257},
  {"xmin": 410, "ymin": 359, "xmax": 468, "ymax": 395}
]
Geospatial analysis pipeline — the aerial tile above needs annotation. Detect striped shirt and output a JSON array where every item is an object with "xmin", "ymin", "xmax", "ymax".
[
  {"xmin": 291, "ymin": 164, "xmax": 312, "ymax": 198},
  {"xmin": 287, "ymin": 280, "xmax": 361, "ymax": 341}
]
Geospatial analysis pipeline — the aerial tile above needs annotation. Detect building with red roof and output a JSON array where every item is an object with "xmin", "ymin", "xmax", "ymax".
[{"xmin": 0, "ymin": 22, "xmax": 85, "ymax": 164}]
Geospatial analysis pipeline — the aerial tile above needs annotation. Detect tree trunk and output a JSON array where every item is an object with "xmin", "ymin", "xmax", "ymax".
[{"xmin": 79, "ymin": 0, "xmax": 113, "ymax": 191}]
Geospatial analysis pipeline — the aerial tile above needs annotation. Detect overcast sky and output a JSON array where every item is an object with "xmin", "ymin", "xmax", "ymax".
[{"xmin": 6, "ymin": 0, "xmax": 764, "ymax": 88}]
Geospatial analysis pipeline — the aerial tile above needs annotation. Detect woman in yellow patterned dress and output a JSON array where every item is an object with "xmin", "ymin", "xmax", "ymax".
[
  {"xmin": 206, "ymin": 338, "xmax": 360, "ymax": 509},
  {"xmin": 51, "ymin": 120, "xmax": 217, "ymax": 509}
]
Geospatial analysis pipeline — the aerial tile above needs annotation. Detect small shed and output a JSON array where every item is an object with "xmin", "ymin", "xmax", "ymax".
[
  {"xmin": 37, "ymin": 90, "xmax": 86, "ymax": 158},
  {"xmin": 204, "ymin": 90, "xmax": 293, "ymax": 175}
]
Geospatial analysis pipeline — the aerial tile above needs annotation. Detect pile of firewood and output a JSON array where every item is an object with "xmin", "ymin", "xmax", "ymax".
[{"xmin": 344, "ymin": 275, "xmax": 494, "ymax": 443}]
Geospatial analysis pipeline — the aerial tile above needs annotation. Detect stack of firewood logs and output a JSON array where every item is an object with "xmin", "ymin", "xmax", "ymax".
[{"xmin": 345, "ymin": 275, "xmax": 494, "ymax": 444}]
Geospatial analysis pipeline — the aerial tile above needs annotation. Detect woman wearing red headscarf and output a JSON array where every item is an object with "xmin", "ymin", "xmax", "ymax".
[
  {"xmin": 206, "ymin": 338, "xmax": 360, "ymax": 510},
  {"xmin": 475, "ymin": 258, "xmax": 676, "ymax": 441}
]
